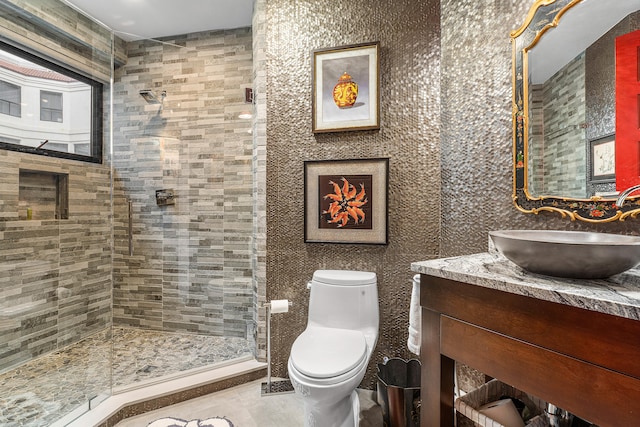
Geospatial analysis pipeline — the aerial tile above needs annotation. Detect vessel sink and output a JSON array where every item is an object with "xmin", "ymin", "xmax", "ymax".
[{"xmin": 489, "ymin": 230, "xmax": 640, "ymax": 279}]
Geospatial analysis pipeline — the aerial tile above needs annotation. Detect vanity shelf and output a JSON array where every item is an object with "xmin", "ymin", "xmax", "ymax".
[{"xmin": 412, "ymin": 253, "xmax": 640, "ymax": 427}]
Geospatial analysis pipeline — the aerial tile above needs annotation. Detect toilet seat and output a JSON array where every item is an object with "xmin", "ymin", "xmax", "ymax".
[{"xmin": 290, "ymin": 327, "xmax": 367, "ymax": 379}]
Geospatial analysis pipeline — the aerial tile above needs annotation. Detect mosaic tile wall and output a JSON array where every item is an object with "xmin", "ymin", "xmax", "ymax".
[
  {"xmin": 440, "ymin": 0, "xmax": 639, "ymax": 260},
  {"xmin": 0, "ymin": 0, "xmax": 113, "ymax": 373},
  {"xmin": 585, "ymin": 11, "xmax": 640, "ymax": 143},
  {"xmin": 111, "ymin": 28, "xmax": 256, "ymax": 340},
  {"xmin": 440, "ymin": 0, "xmax": 533, "ymax": 259},
  {"xmin": 264, "ymin": 0, "xmax": 442, "ymax": 387}
]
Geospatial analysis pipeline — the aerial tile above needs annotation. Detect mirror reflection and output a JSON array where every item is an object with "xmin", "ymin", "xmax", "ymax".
[{"xmin": 526, "ymin": 0, "xmax": 640, "ymax": 199}]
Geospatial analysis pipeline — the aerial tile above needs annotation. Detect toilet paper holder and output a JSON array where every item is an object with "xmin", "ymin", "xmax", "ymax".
[{"xmin": 261, "ymin": 300, "xmax": 295, "ymax": 396}]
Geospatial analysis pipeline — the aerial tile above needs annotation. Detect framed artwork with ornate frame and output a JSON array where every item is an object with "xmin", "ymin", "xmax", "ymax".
[
  {"xmin": 304, "ymin": 158, "xmax": 388, "ymax": 244},
  {"xmin": 312, "ymin": 42, "xmax": 380, "ymax": 133}
]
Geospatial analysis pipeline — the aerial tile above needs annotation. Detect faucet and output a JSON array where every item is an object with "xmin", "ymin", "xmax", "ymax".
[{"xmin": 616, "ymin": 184, "xmax": 640, "ymax": 207}]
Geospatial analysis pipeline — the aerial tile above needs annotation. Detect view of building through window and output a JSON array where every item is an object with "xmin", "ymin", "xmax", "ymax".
[{"xmin": 0, "ymin": 47, "xmax": 98, "ymax": 160}]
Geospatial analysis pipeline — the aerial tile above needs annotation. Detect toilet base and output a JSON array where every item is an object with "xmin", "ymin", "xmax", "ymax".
[{"xmin": 302, "ymin": 390, "xmax": 360, "ymax": 427}]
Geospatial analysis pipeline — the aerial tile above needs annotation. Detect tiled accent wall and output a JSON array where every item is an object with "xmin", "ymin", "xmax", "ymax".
[
  {"xmin": 0, "ymin": 0, "xmax": 113, "ymax": 373},
  {"xmin": 440, "ymin": 0, "xmax": 534, "ymax": 260},
  {"xmin": 111, "ymin": 28, "xmax": 255, "ymax": 340},
  {"xmin": 264, "ymin": 0, "xmax": 442, "ymax": 387},
  {"xmin": 540, "ymin": 53, "xmax": 586, "ymax": 197}
]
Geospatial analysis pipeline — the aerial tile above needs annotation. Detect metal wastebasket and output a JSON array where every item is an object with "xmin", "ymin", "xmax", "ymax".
[{"xmin": 376, "ymin": 357, "xmax": 421, "ymax": 427}]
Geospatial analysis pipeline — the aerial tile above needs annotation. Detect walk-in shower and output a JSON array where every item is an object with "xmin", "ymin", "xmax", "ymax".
[{"xmin": 0, "ymin": 1, "xmax": 258, "ymax": 426}]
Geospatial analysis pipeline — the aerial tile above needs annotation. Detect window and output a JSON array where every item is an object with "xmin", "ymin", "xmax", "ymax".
[
  {"xmin": 0, "ymin": 80, "xmax": 21, "ymax": 117},
  {"xmin": 40, "ymin": 91, "xmax": 62, "ymax": 122},
  {"xmin": 0, "ymin": 41, "xmax": 103, "ymax": 163}
]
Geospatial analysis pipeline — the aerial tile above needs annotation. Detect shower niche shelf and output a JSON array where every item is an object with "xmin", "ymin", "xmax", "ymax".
[{"xmin": 19, "ymin": 169, "xmax": 69, "ymax": 220}]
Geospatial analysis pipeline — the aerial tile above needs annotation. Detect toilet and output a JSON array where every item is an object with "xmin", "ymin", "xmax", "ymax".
[{"xmin": 288, "ymin": 270, "xmax": 379, "ymax": 427}]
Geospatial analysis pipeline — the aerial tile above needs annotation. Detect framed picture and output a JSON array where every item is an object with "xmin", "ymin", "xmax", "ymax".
[
  {"xmin": 589, "ymin": 134, "xmax": 615, "ymax": 182},
  {"xmin": 304, "ymin": 158, "xmax": 388, "ymax": 244},
  {"xmin": 312, "ymin": 42, "xmax": 380, "ymax": 133}
]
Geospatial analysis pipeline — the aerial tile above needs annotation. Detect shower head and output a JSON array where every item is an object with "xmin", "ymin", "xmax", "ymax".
[{"xmin": 139, "ymin": 89, "xmax": 166, "ymax": 104}]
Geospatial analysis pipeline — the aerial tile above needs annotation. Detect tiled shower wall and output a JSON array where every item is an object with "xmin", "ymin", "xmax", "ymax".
[
  {"xmin": 0, "ymin": 155, "xmax": 112, "ymax": 372},
  {"xmin": 252, "ymin": 0, "xmax": 268, "ymax": 361},
  {"xmin": 540, "ymin": 53, "xmax": 586, "ymax": 197},
  {"xmin": 111, "ymin": 28, "xmax": 256, "ymax": 339},
  {"xmin": 0, "ymin": 0, "xmax": 114, "ymax": 372}
]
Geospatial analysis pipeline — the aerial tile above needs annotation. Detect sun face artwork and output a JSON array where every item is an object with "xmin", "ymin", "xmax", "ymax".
[{"xmin": 319, "ymin": 175, "xmax": 373, "ymax": 230}]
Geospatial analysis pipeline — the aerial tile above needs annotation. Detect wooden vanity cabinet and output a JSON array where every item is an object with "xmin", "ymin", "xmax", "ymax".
[{"xmin": 420, "ymin": 274, "xmax": 640, "ymax": 427}]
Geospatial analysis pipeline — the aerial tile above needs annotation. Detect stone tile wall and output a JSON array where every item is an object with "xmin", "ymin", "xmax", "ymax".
[
  {"xmin": 252, "ymin": 0, "xmax": 267, "ymax": 361},
  {"xmin": 0, "ymin": 0, "xmax": 126, "ymax": 82},
  {"xmin": 541, "ymin": 53, "xmax": 586, "ymax": 197},
  {"xmin": 111, "ymin": 28, "xmax": 255, "ymax": 340},
  {"xmin": 528, "ymin": 84, "xmax": 544, "ymax": 195},
  {"xmin": 0, "ymin": 0, "xmax": 113, "ymax": 373},
  {"xmin": 0, "ymin": 152, "xmax": 112, "ymax": 372}
]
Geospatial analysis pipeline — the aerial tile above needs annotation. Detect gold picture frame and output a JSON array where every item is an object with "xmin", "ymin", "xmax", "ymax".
[{"xmin": 312, "ymin": 42, "xmax": 380, "ymax": 133}]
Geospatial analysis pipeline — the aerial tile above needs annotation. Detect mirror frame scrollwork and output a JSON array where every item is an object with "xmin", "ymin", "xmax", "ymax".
[{"xmin": 511, "ymin": 0, "xmax": 640, "ymax": 222}]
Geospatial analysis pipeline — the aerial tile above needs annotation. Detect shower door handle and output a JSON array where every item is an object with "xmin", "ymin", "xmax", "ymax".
[{"xmin": 128, "ymin": 199, "xmax": 133, "ymax": 256}]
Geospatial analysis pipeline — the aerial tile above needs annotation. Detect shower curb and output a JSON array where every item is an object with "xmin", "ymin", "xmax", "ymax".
[{"xmin": 63, "ymin": 359, "xmax": 267, "ymax": 427}]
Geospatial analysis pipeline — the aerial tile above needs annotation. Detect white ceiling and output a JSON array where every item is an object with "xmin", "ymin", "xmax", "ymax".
[
  {"xmin": 528, "ymin": 0, "xmax": 640, "ymax": 84},
  {"xmin": 63, "ymin": 0, "xmax": 640, "ymax": 82},
  {"xmin": 63, "ymin": 0, "xmax": 254, "ymax": 41}
]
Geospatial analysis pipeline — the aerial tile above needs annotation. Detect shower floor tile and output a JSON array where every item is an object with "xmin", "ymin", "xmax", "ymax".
[{"xmin": 0, "ymin": 327, "xmax": 253, "ymax": 427}]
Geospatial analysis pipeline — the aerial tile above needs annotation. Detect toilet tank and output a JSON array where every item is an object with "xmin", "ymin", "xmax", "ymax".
[{"xmin": 308, "ymin": 270, "xmax": 379, "ymax": 332}]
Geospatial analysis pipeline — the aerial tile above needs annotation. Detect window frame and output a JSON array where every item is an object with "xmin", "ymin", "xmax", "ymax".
[
  {"xmin": 40, "ymin": 90, "xmax": 63, "ymax": 123},
  {"xmin": 0, "ymin": 40, "xmax": 104, "ymax": 164}
]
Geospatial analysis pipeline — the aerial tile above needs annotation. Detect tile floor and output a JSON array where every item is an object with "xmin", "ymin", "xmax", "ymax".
[
  {"xmin": 0, "ymin": 328, "xmax": 253, "ymax": 427},
  {"xmin": 113, "ymin": 378, "xmax": 305, "ymax": 427},
  {"xmin": 113, "ymin": 378, "xmax": 386, "ymax": 427}
]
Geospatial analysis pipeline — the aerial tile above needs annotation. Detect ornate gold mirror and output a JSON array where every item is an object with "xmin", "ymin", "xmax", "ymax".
[{"xmin": 511, "ymin": 0, "xmax": 640, "ymax": 222}]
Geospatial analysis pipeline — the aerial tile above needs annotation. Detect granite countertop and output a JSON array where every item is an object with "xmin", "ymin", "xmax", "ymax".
[{"xmin": 411, "ymin": 252, "xmax": 640, "ymax": 321}]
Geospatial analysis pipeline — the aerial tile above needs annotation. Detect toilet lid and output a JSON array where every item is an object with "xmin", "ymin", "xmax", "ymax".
[
  {"xmin": 312, "ymin": 270, "xmax": 376, "ymax": 286},
  {"xmin": 290, "ymin": 327, "xmax": 367, "ymax": 378}
]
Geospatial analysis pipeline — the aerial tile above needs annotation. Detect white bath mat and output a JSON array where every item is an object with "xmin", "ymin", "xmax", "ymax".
[{"xmin": 147, "ymin": 416, "xmax": 234, "ymax": 427}]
